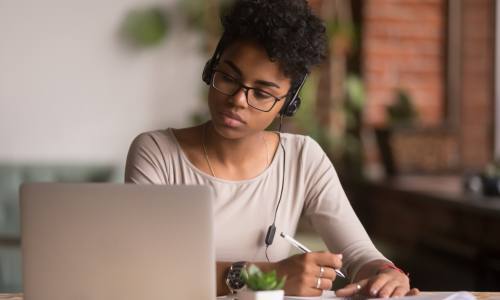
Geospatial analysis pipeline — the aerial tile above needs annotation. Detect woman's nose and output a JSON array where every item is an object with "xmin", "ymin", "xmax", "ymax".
[{"xmin": 229, "ymin": 87, "xmax": 249, "ymax": 108}]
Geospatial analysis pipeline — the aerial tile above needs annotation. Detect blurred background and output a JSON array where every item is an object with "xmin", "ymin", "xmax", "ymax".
[{"xmin": 0, "ymin": 0, "xmax": 499, "ymax": 293}]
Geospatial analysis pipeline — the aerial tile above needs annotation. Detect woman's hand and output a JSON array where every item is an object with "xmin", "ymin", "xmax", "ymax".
[
  {"xmin": 335, "ymin": 268, "xmax": 420, "ymax": 298},
  {"xmin": 272, "ymin": 251, "xmax": 343, "ymax": 296}
]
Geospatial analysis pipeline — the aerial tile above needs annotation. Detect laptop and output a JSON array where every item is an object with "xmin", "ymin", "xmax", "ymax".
[{"xmin": 20, "ymin": 183, "xmax": 215, "ymax": 300}]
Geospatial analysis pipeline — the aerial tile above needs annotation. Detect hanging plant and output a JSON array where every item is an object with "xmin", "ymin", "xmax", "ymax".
[{"xmin": 122, "ymin": 7, "xmax": 169, "ymax": 47}]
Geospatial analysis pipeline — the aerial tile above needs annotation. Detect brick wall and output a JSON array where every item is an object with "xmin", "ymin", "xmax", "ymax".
[
  {"xmin": 362, "ymin": 0, "xmax": 446, "ymax": 127},
  {"xmin": 362, "ymin": 0, "xmax": 495, "ymax": 172},
  {"xmin": 460, "ymin": 0, "xmax": 495, "ymax": 170}
]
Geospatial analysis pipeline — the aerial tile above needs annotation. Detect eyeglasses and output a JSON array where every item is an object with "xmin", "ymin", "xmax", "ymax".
[{"xmin": 211, "ymin": 70, "xmax": 288, "ymax": 112}]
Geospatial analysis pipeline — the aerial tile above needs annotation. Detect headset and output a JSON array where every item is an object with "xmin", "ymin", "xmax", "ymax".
[
  {"xmin": 202, "ymin": 34, "xmax": 307, "ymax": 118},
  {"xmin": 202, "ymin": 34, "xmax": 309, "ymax": 261}
]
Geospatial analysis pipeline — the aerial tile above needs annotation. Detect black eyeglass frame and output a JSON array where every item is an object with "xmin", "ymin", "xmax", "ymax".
[{"xmin": 211, "ymin": 70, "xmax": 289, "ymax": 112}]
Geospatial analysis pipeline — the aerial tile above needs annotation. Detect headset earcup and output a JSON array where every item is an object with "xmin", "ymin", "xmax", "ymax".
[
  {"xmin": 287, "ymin": 97, "xmax": 301, "ymax": 116},
  {"xmin": 279, "ymin": 95, "xmax": 294, "ymax": 116},
  {"xmin": 280, "ymin": 74, "xmax": 307, "ymax": 117},
  {"xmin": 202, "ymin": 59, "xmax": 214, "ymax": 85},
  {"xmin": 281, "ymin": 97, "xmax": 301, "ymax": 117}
]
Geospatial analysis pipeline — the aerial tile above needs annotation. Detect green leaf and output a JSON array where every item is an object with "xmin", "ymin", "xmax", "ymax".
[
  {"xmin": 276, "ymin": 276, "xmax": 287, "ymax": 289},
  {"xmin": 248, "ymin": 276, "xmax": 259, "ymax": 290},
  {"xmin": 247, "ymin": 264, "xmax": 262, "ymax": 277},
  {"xmin": 346, "ymin": 74, "xmax": 364, "ymax": 111},
  {"xmin": 241, "ymin": 268, "xmax": 249, "ymax": 282},
  {"xmin": 240, "ymin": 264, "xmax": 287, "ymax": 291}
]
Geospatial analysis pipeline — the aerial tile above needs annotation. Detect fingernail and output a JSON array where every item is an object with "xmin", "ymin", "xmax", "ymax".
[
  {"xmin": 337, "ymin": 254, "xmax": 343, "ymax": 260},
  {"xmin": 371, "ymin": 290, "xmax": 378, "ymax": 296}
]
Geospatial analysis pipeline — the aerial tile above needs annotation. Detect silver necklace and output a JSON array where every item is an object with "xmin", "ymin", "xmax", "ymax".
[{"xmin": 202, "ymin": 122, "xmax": 270, "ymax": 178}]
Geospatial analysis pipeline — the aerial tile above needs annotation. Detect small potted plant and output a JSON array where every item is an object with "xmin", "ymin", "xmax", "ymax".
[
  {"xmin": 375, "ymin": 88, "xmax": 418, "ymax": 176},
  {"xmin": 238, "ymin": 264, "xmax": 287, "ymax": 300}
]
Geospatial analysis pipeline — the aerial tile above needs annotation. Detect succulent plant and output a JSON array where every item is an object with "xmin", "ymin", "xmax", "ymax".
[{"xmin": 241, "ymin": 264, "xmax": 286, "ymax": 291}]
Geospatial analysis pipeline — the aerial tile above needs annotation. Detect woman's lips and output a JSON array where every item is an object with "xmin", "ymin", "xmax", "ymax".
[{"xmin": 220, "ymin": 112, "xmax": 245, "ymax": 128}]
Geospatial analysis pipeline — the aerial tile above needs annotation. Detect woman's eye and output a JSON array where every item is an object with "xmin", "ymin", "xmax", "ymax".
[
  {"xmin": 222, "ymin": 74, "xmax": 237, "ymax": 83},
  {"xmin": 254, "ymin": 90, "xmax": 273, "ymax": 100}
]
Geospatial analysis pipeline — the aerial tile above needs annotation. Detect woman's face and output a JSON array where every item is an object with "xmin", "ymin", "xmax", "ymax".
[{"xmin": 207, "ymin": 39, "xmax": 292, "ymax": 140}]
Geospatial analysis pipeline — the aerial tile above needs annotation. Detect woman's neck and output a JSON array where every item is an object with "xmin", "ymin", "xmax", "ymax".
[{"xmin": 203, "ymin": 121, "xmax": 268, "ymax": 173}]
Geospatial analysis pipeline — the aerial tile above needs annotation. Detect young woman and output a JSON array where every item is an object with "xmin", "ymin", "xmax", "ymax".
[{"xmin": 125, "ymin": 0, "xmax": 419, "ymax": 297}]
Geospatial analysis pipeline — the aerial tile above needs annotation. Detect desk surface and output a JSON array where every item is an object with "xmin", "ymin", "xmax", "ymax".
[
  {"xmin": 0, "ymin": 292, "xmax": 499, "ymax": 300},
  {"xmin": 375, "ymin": 175, "xmax": 500, "ymax": 216}
]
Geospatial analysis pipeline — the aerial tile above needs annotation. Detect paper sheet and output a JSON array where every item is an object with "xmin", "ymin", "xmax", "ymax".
[
  {"xmin": 218, "ymin": 291, "xmax": 476, "ymax": 300},
  {"xmin": 284, "ymin": 291, "xmax": 476, "ymax": 300}
]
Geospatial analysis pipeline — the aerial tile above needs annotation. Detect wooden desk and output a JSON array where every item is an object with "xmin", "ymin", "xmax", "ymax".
[
  {"xmin": 344, "ymin": 176, "xmax": 500, "ymax": 291},
  {"xmin": 472, "ymin": 292, "xmax": 500, "ymax": 300},
  {"xmin": 1, "ymin": 292, "xmax": 499, "ymax": 299}
]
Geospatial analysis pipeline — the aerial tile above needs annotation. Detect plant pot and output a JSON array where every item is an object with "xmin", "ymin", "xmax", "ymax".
[{"xmin": 237, "ymin": 290, "xmax": 284, "ymax": 300}]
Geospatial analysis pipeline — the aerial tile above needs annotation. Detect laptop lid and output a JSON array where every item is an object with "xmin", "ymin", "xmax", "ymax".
[{"xmin": 20, "ymin": 183, "xmax": 215, "ymax": 300}]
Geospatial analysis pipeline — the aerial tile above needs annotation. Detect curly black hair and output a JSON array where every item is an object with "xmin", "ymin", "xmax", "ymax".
[{"xmin": 219, "ymin": 0, "xmax": 327, "ymax": 83}]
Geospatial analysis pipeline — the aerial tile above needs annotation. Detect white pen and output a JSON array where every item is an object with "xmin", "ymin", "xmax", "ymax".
[{"xmin": 280, "ymin": 232, "xmax": 346, "ymax": 279}]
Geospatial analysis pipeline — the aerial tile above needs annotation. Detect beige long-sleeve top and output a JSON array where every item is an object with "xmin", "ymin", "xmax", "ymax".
[{"xmin": 125, "ymin": 128, "xmax": 388, "ymax": 279}]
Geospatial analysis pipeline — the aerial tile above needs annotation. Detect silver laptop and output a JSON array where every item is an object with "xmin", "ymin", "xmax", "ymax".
[{"xmin": 20, "ymin": 183, "xmax": 215, "ymax": 300}]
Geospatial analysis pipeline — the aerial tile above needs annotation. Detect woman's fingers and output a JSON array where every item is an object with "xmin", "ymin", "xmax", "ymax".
[
  {"xmin": 333, "ymin": 263, "xmax": 417, "ymax": 299},
  {"xmin": 391, "ymin": 286, "xmax": 409, "ymax": 297},
  {"xmin": 301, "ymin": 252, "xmax": 342, "ymax": 283},
  {"xmin": 313, "ymin": 266, "xmax": 337, "ymax": 280},
  {"xmin": 285, "ymin": 276, "xmax": 331, "ymax": 296},
  {"xmin": 407, "ymin": 288, "xmax": 420, "ymax": 296},
  {"xmin": 366, "ymin": 273, "xmax": 390, "ymax": 297},
  {"xmin": 306, "ymin": 252, "xmax": 343, "ymax": 270},
  {"xmin": 335, "ymin": 279, "xmax": 368, "ymax": 297},
  {"xmin": 313, "ymin": 276, "xmax": 333, "ymax": 291},
  {"xmin": 337, "ymin": 281, "xmax": 418, "ymax": 298},
  {"xmin": 378, "ymin": 280, "xmax": 402, "ymax": 298},
  {"xmin": 278, "ymin": 252, "xmax": 346, "ymax": 296}
]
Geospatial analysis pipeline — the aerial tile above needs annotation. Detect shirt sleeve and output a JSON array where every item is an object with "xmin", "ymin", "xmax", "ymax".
[
  {"xmin": 124, "ymin": 132, "xmax": 168, "ymax": 184},
  {"xmin": 301, "ymin": 136, "xmax": 389, "ymax": 281}
]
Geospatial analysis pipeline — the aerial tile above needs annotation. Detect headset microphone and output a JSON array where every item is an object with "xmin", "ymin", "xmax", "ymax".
[
  {"xmin": 264, "ymin": 114, "xmax": 287, "ymax": 261},
  {"xmin": 265, "ymin": 224, "xmax": 276, "ymax": 246},
  {"xmin": 264, "ymin": 75, "xmax": 308, "ymax": 261}
]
